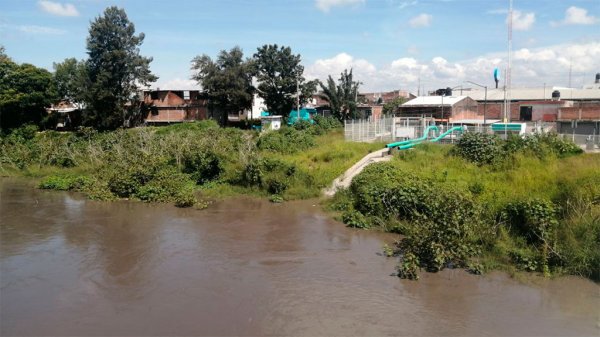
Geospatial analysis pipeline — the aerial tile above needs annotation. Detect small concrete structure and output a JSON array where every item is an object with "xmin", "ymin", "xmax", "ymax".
[{"xmin": 261, "ymin": 115, "xmax": 282, "ymax": 131}]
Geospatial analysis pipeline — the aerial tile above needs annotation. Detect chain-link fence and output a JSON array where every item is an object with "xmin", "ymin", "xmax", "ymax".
[
  {"xmin": 558, "ymin": 133, "xmax": 600, "ymax": 151},
  {"xmin": 344, "ymin": 117, "xmax": 395, "ymax": 142},
  {"xmin": 344, "ymin": 117, "xmax": 599, "ymax": 151}
]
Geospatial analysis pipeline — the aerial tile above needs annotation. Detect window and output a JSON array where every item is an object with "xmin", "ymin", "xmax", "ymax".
[{"xmin": 184, "ymin": 91, "xmax": 190, "ymax": 100}]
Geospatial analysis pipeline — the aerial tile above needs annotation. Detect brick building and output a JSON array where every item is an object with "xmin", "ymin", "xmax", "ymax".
[
  {"xmin": 398, "ymin": 96, "xmax": 479, "ymax": 122},
  {"xmin": 142, "ymin": 90, "xmax": 208, "ymax": 124}
]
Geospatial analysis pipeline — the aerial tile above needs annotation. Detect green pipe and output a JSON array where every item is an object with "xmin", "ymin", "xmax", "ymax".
[
  {"xmin": 430, "ymin": 126, "xmax": 465, "ymax": 142},
  {"xmin": 386, "ymin": 125, "xmax": 439, "ymax": 148},
  {"xmin": 395, "ymin": 126, "xmax": 465, "ymax": 150}
]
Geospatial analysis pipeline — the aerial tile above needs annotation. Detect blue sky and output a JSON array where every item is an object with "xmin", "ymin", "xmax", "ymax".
[{"xmin": 1, "ymin": 0, "xmax": 599, "ymax": 92}]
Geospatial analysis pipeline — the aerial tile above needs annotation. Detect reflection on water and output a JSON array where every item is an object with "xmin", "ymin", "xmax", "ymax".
[{"xmin": 1, "ymin": 178, "xmax": 598, "ymax": 336}]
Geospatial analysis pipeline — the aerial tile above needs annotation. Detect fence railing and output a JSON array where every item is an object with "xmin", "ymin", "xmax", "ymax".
[
  {"xmin": 344, "ymin": 118, "xmax": 599, "ymax": 151},
  {"xmin": 344, "ymin": 117, "xmax": 395, "ymax": 142}
]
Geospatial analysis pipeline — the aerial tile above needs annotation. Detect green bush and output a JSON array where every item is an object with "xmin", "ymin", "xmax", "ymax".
[
  {"xmin": 39, "ymin": 175, "xmax": 75, "ymax": 190},
  {"xmin": 504, "ymin": 133, "xmax": 583, "ymax": 158},
  {"xmin": 348, "ymin": 161, "xmax": 485, "ymax": 275},
  {"xmin": 10, "ymin": 124, "xmax": 39, "ymax": 141},
  {"xmin": 256, "ymin": 127, "xmax": 315, "ymax": 154},
  {"xmin": 313, "ymin": 115, "xmax": 342, "ymax": 131},
  {"xmin": 266, "ymin": 177, "xmax": 288, "ymax": 195},
  {"xmin": 503, "ymin": 198, "xmax": 558, "ymax": 245},
  {"xmin": 451, "ymin": 132, "xmax": 503, "ymax": 165},
  {"xmin": 342, "ymin": 209, "xmax": 370, "ymax": 229},
  {"xmin": 174, "ymin": 190, "xmax": 197, "ymax": 208},
  {"xmin": 182, "ymin": 150, "xmax": 223, "ymax": 184},
  {"xmin": 241, "ymin": 160, "xmax": 263, "ymax": 186}
]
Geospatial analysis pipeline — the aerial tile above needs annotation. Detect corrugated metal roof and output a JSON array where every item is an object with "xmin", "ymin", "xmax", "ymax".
[
  {"xmin": 461, "ymin": 88, "xmax": 600, "ymax": 101},
  {"xmin": 402, "ymin": 96, "xmax": 468, "ymax": 107}
]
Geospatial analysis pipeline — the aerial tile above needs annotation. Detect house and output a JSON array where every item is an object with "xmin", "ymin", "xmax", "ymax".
[
  {"xmin": 227, "ymin": 93, "xmax": 265, "ymax": 122},
  {"xmin": 359, "ymin": 90, "xmax": 414, "ymax": 105},
  {"xmin": 47, "ymin": 100, "xmax": 82, "ymax": 129},
  {"xmin": 398, "ymin": 96, "xmax": 479, "ymax": 122},
  {"xmin": 142, "ymin": 90, "xmax": 208, "ymax": 124}
]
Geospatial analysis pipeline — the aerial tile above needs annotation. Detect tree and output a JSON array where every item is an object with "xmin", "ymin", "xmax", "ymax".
[
  {"xmin": 382, "ymin": 96, "xmax": 408, "ymax": 115},
  {"xmin": 82, "ymin": 6, "xmax": 157, "ymax": 130},
  {"xmin": 0, "ymin": 48, "xmax": 57, "ymax": 130},
  {"xmin": 318, "ymin": 68, "xmax": 360, "ymax": 121},
  {"xmin": 191, "ymin": 47, "xmax": 255, "ymax": 125},
  {"xmin": 53, "ymin": 58, "xmax": 86, "ymax": 108},
  {"xmin": 253, "ymin": 44, "xmax": 317, "ymax": 118}
]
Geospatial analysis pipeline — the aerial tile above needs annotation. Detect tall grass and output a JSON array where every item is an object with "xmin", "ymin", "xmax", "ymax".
[
  {"xmin": 0, "ymin": 121, "xmax": 383, "ymax": 204},
  {"xmin": 330, "ymin": 141, "xmax": 600, "ymax": 280}
]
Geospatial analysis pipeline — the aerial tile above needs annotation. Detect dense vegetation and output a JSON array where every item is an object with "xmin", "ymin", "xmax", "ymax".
[
  {"xmin": 331, "ymin": 133, "xmax": 599, "ymax": 281},
  {"xmin": 0, "ymin": 117, "xmax": 382, "ymax": 206}
]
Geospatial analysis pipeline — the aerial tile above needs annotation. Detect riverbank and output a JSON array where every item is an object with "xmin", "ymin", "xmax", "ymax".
[
  {"xmin": 2, "ymin": 123, "xmax": 598, "ymax": 281},
  {"xmin": 328, "ymin": 134, "xmax": 600, "ymax": 281},
  {"xmin": 0, "ymin": 120, "xmax": 384, "ymax": 205}
]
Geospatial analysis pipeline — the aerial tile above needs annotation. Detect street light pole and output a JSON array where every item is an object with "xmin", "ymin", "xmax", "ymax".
[{"xmin": 466, "ymin": 81, "xmax": 488, "ymax": 126}]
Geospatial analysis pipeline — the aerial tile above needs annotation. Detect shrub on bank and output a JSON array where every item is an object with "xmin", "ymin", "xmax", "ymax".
[
  {"xmin": 335, "ymin": 143, "xmax": 598, "ymax": 280},
  {"xmin": 256, "ymin": 127, "xmax": 315, "ymax": 154}
]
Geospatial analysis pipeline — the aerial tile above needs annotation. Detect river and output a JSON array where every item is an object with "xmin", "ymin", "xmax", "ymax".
[{"xmin": 1, "ymin": 179, "xmax": 598, "ymax": 336}]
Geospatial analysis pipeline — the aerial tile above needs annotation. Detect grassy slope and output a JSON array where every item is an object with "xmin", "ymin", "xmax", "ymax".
[
  {"xmin": 332, "ymin": 142, "xmax": 600, "ymax": 279},
  {"xmin": 201, "ymin": 130, "xmax": 385, "ymax": 200}
]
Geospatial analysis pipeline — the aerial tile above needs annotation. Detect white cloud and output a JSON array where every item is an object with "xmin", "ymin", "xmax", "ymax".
[
  {"xmin": 409, "ymin": 13, "xmax": 432, "ymax": 28},
  {"xmin": 315, "ymin": 0, "xmax": 364, "ymax": 13},
  {"xmin": 38, "ymin": 1, "xmax": 79, "ymax": 17},
  {"xmin": 18, "ymin": 25, "xmax": 66, "ymax": 35},
  {"xmin": 554, "ymin": 6, "xmax": 598, "ymax": 26},
  {"xmin": 303, "ymin": 41, "xmax": 600, "ymax": 92},
  {"xmin": 514, "ymin": 48, "xmax": 556, "ymax": 61},
  {"xmin": 397, "ymin": 0, "xmax": 418, "ymax": 9},
  {"xmin": 155, "ymin": 78, "xmax": 201, "ymax": 90},
  {"xmin": 307, "ymin": 53, "xmax": 376, "ymax": 79},
  {"xmin": 509, "ymin": 10, "xmax": 535, "ymax": 31}
]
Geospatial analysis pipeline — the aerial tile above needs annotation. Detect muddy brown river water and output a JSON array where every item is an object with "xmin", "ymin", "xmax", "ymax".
[{"xmin": 1, "ymin": 179, "xmax": 598, "ymax": 336}]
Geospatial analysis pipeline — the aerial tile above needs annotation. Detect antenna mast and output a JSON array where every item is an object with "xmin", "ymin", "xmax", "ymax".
[{"xmin": 504, "ymin": 0, "xmax": 513, "ymax": 123}]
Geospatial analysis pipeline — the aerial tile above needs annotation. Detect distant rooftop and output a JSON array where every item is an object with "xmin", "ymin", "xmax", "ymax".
[
  {"xmin": 402, "ymin": 96, "xmax": 469, "ymax": 106},
  {"xmin": 459, "ymin": 87, "xmax": 600, "ymax": 101}
]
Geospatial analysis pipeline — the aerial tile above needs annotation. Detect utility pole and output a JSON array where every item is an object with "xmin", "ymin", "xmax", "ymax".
[
  {"xmin": 505, "ymin": 0, "xmax": 513, "ymax": 123},
  {"xmin": 296, "ymin": 77, "xmax": 300, "ymax": 120}
]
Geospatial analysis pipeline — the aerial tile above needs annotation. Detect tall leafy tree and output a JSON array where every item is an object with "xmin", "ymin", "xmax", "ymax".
[
  {"xmin": 83, "ymin": 6, "xmax": 157, "ymax": 130},
  {"xmin": 191, "ymin": 47, "xmax": 254, "ymax": 125},
  {"xmin": 0, "ymin": 47, "xmax": 57, "ymax": 130},
  {"xmin": 53, "ymin": 58, "xmax": 86, "ymax": 108},
  {"xmin": 318, "ymin": 69, "xmax": 361, "ymax": 121},
  {"xmin": 253, "ymin": 44, "xmax": 317, "ymax": 117},
  {"xmin": 382, "ymin": 96, "xmax": 408, "ymax": 115}
]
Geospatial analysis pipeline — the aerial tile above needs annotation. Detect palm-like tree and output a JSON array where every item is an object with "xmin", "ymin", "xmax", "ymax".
[{"xmin": 319, "ymin": 69, "xmax": 361, "ymax": 121}]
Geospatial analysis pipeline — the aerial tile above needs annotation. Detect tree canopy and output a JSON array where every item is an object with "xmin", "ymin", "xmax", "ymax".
[
  {"xmin": 253, "ymin": 44, "xmax": 317, "ymax": 117},
  {"xmin": 192, "ymin": 47, "xmax": 255, "ymax": 125},
  {"xmin": 0, "ymin": 48, "xmax": 57, "ymax": 130},
  {"xmin": 382, "ymin": 96, "xmax": 408, "ymax": 115},
  {"xmin": 53, "ymin": 58, "xmax": 86, "ymax": 108},
  {"xmin": 318, "ymin": 69, "xmax": 360, "ymax": 121},
  {"xmin": 82, "ymin": 6, "xmax": 157, "ymax": 130}
]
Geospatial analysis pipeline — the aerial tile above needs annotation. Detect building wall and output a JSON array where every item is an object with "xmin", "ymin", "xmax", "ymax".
[
  {"xmin": 143, "ymin": 90, "xmax": 208, "ymax": 123},
  {"xmin": 449, "ymin": 97, "xmax": 478, "ymax": 121},
  {"xmin": 557, "ymin": 121, "xmax": 600, "ymax": 134},
  {"xmin": 558, "ymin": 106, "xmax": 600, "ymax": 121},
  {"xmin": 478, "ymin": 103, "xmax": 525, "ymax": 121}
]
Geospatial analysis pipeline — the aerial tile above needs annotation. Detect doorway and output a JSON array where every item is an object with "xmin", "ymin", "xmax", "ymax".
[{"xmin": 519, "ymin": 106, "xmax": 532, "ymax": 121}]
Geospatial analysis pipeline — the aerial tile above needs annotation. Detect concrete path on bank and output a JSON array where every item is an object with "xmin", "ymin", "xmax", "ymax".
[{"xmin": 323, "ymin": 148, "xmax": 391, "ymax": 197}]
